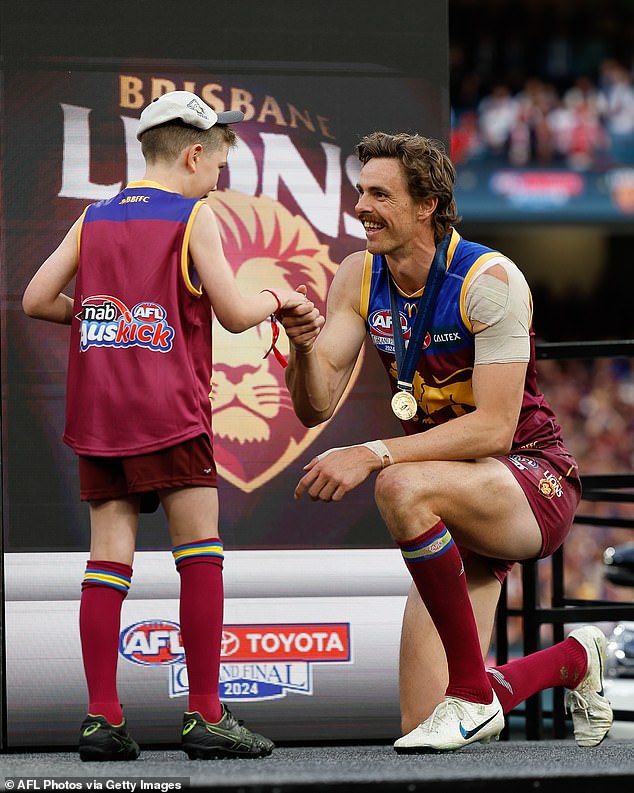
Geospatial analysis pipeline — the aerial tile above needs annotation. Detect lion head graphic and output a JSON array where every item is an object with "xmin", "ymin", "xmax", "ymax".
[{"xmin": 206, "ymin": 190, "xmax": 363, "ymax": 492}]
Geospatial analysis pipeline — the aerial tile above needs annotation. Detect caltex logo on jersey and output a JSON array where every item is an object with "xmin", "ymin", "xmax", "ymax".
[{"xmin": 119, "ymin": 620, "xmax": 185, "ymax": 665}]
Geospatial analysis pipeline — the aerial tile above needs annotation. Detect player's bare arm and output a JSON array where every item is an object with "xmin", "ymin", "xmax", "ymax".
[
  {"xmin": 285, "ymin": 251, "xmax": 368, "ymax": 427},
  {"xmin": 388, "ymin": 358, "xmax": 526, "ymax": 463},
  {"xmin": 295, "ymin": 358, "xmax": 527, "ymax": 502},
  {"xmin": 384, "ymin": 255, "xmax": 530, "ymax": 466},
  {"xmin": 189, "ymin": 203, "xmax": 307, "ymax": 331},
  {"xmin": 279, "ymin": 284, "xmax": 325, "ymax": 353},
  {"xmin": 293, "ymin": 253, "xmax": 530, "ymax": 502},
  {"xmin": 22, "ymin": 216, "xmax": 81, "ymax": 324}
]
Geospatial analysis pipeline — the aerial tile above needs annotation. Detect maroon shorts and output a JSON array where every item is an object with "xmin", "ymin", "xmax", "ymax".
[
  {"xmin": 78, "ymin": 434, "xmax": 218, "ymax": 513},
  {"xmin": 462, "ymin": 446, "xmax": 582, "ymax": 584}
]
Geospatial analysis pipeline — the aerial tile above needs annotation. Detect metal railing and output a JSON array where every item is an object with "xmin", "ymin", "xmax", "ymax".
[{"xmin": 496, "ymin": 340, "xmax": 634, "ymax": 740}]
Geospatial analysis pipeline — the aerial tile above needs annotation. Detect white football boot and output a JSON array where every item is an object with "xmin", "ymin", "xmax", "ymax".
[
  {"xmin": 564, "ymin": 626, "xmax": 613, "ymax": 747},
  {"xmin": 394, "ymin": 692, "xmax": 504, "ymax": 753}
]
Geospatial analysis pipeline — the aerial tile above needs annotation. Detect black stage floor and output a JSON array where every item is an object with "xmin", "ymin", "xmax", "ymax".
[{"xmin": 2, "ymin": 739, "xmax": 634, "ymax": 793}]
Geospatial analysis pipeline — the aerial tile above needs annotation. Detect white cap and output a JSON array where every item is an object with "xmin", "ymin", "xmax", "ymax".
[{"xmin": 137, "ymin": 90, "xmax": 244, "ymax": 140}]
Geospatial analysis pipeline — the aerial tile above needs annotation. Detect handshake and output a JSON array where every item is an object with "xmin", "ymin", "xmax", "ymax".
[{"xmin": 268, "ymin": 284, "xmax": 325, "ymax": 356}]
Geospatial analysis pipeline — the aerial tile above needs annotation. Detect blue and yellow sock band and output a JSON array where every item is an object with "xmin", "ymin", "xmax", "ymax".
[
  {"xmin": 172, "ymin": 538, "xmax": 224, "ymax": 568},
  {"xmin": 400, "ymin": 527, "xmax": 454, "ymax": 563},
  {"xmin": 82, "ymin": 568, "xmax": 132, "ymax": 593}
]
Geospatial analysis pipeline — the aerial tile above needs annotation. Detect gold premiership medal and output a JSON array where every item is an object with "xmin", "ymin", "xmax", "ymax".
[
  {"xmin": 391, "ymin": 390, "xmax": 418, "ymax": 420},
  {"xmin": 387, "ymin": 234, "xmax": 450, "ymax": 426}
]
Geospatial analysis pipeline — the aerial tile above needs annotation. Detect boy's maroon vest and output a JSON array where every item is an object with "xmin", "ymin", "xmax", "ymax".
[{"xmin": 64, "ymin": 181, "xmax": 213, "ymax": 456}]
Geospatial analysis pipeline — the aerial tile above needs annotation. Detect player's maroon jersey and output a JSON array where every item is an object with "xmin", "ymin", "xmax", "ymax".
[
  {"xmin": 360, "ymin": 229, "xmax": 577, "ymax": 467},
  {"xmin": 64, "ymin": 181, "xmax": 213, "ymax": 456}
]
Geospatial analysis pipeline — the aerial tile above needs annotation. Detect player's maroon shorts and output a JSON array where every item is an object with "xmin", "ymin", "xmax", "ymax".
[
  {"xmin": 462, "ymin": 445, "xmax": 582, "ymax": 584},
  {"xmin": 78, "ymin": 434, "xmax": 218, "ymax": 513}
]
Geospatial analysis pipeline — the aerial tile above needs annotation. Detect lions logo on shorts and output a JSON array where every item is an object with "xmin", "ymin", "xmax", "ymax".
[{"xmin": 538, "ymin": 469, "xmax": 563, "ymax": 499}]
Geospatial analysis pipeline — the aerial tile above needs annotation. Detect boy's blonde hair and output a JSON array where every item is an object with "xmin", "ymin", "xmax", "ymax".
[{"xmin": 140, "ymin": 121, "xmax": 237, "ymax": 163}]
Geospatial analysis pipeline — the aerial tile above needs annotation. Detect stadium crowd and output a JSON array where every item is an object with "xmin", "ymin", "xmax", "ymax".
[
  {"xmin": 447, "ymin": 1, "xmax": 634, "ymax": 625},
  {"xmin": 539, "ymin": 358, "xmax": 634, "ymax": 596},
  {"xmin": 449, "ymin": 0, "xmax": 634, "ymax": 169},
  {"xmin": 501, "ymin": 356, "xmax": 634, "ymax": 646}
]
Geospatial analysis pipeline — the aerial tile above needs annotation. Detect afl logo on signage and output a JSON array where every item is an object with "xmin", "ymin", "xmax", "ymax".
[
  {"xmin": 369, "ymin": 309, "xmax": 411, "ymax": 339},
  {"xmin": 119, "ymin": 620, "xmax": 185, "ymax": 666}
]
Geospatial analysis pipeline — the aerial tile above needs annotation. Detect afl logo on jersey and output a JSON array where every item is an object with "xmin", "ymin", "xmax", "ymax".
[
  {"xmin": 369, "ymin": 309, "xmax": 411, "ymax": 339},
  {"xmin": 132, "ymin": 302, "xmax": 166, "ymax": 322}
]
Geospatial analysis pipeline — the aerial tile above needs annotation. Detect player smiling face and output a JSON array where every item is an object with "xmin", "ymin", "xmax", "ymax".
[{"xmin": 355, "ymin": 157, "xmax": 423, "ymax": 257}]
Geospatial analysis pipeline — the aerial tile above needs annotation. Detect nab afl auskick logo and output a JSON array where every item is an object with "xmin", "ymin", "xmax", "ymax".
[{"xmin": 78, "ymin": 295, "xmax": 175, "ymax": 353}]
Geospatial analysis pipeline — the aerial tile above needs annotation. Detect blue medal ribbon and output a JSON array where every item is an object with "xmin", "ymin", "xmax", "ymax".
[{"xmin": 388, "ymin": 232, "xmax": 451, "ymax": 394}]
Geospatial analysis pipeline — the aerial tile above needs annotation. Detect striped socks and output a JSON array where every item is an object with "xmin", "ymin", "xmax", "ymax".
[
  {"xmin": 79, "ymin": 560, "xmax": 133, "ymax": 725},
  {"xmin": 173, "ymin": 538, "xmax": 224, "ymax": 724},
  {"xmin": 172, "ymin": 538, "xmax": 224, "ymax": 568},
  {"xmin": 398, "ymin": 521, "xmax": 493, "ymax": 704}
]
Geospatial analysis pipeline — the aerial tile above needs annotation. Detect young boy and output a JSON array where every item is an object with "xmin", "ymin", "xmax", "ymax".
[{"xmin": 22, "ymin": 90, "xmax": 317, "ymax": 761}]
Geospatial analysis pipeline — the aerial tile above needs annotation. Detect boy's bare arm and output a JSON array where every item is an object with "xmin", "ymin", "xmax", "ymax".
[
  {"xmin": 189, "ymin": 204, "xmax": 308, "ymax": 331},
  {"xmin": 283, "ymin": 252, "xmax": 367, "ymax": 427},
  {"xmin": 23, "ymin": 217, "xmax": 81, "ymax": 324}
]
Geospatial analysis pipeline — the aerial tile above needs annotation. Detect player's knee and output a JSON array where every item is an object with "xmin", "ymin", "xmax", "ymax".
[
  {"xmin": 375, "ymin": 465, "xmax": 421, "ymax": 515},
  {"xmin": 375, "ymin": 465, "xmax": 400, "ymax": 509},
  {"xmin": 375, "ymin": 464, "xmax": 442, "ymax": 538}
]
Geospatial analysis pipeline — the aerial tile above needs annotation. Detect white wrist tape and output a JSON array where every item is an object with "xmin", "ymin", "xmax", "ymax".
[
  {"xmin": 315, "ymin": 445, "xmax": 349, "ymax": 460},
  {"xmin": 315, "ymin": 440, "xmax": 394, "ymax": 469},
  {"xmin": 362, "ymin": 440, "xmax": 394, "ymax": 469}
]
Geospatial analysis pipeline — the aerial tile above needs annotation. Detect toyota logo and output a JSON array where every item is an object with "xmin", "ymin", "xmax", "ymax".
[{"xmin": 221, "ymin": 630, "xmax": 240, "ymax": 656}]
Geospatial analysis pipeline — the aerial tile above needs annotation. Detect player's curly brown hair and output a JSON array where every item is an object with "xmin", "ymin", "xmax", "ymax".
[{"xmin": 356, "ymin": 132, "xmax": 460, "ymax": 243}]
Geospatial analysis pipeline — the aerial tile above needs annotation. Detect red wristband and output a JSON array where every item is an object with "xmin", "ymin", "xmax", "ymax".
[
  {"xmin": 261, "ymin": 289, "xmax": 282, "ymax": 315},
  {"xmin": 260, "ymin": 290, "xmax": 287, "ymax": 368},
  {"xmin": 263, "ymin": 314, "xmax": 288, "ymax": 368}
]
